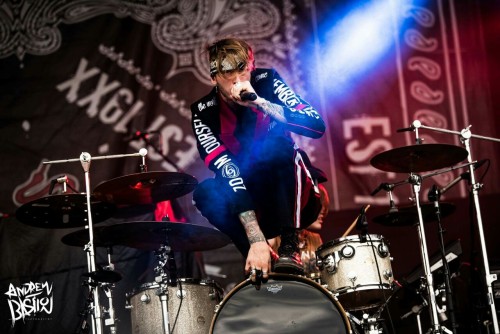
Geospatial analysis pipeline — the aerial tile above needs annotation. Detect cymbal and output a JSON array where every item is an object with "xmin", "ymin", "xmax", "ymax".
[
  {"xmin": 370, "ymin": 144, "xmax": 468, "ymax": 173},
  {"xmin": 93, "ymin": 171, "xmax": 198, "ymax": 205},
  {"xmin": 61, "ymin": 224, "xmax": 122, "ymax": 248},
  {"xmin": 16, "ymin": 194, "xmax": 116, "ymax": 228},
  {"xmin": 62, "ymin": 222, "xmax": 232, "ymax": 252},
  {"xmin": 372, "ymin": 202, "xmax": 456, "ymax": 227}
]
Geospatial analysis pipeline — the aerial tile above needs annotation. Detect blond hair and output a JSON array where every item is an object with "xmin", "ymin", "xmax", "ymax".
[{"xmin": 207, "ymin": 38, "xmax": 255, "ymax": 77}]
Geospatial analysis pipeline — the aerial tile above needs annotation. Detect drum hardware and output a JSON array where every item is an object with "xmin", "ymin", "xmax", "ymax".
[
  {"xmin": 406, "ymin": 120, "xmax": 500, "ymax": 334},
  {"xmin": 370, "ymin": 144, "xmax": 477, "ymax": 333},
  {"xmin": 43, "ymin": 148, "xmax": 149, "ymax": 334},
  {"xmin": 348, "ymin": 311, "xmax": 386, "ymax": 334},
  {"xmin": 427, "ymin": 185, "xmax": 459, "ymax": 333},
  {"xmin": 371, "ymin": 119, "xmax": 499, "ymax": 333}
]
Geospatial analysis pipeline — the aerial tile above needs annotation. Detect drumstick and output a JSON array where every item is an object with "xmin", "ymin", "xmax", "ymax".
[{"xmin": 341, "ymin": 204, "xmax": 370, "ymax": 237}]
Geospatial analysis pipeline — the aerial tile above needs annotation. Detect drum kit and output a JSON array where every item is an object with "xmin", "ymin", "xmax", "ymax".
[
  {"xmin": 15, "ymin": 149, "xmax": 232, "ymax": 334},
  {"xmin": 13, "ymin": 120, "xmax": 500, "ymax": 334}
]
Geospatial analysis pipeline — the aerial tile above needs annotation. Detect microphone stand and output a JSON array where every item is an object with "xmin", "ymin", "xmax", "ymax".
[
  {"xmin": 428, "ymin": 185, "xmax": 458, "ymax": 334},
  {"xmin": 409, "ymin": 120, "xmax": 499, "ymax": 334}
]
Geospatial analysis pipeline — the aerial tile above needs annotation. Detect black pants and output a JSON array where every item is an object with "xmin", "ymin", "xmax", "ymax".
[{"xmin": 193, "ymin": 149, "xmax": 321, "ymax": 256}]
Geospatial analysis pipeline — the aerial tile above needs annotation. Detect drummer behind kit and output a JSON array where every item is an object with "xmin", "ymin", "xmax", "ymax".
[{"xmin": 14, "ymin": 118, "xmax": 500, "ymax": 334}]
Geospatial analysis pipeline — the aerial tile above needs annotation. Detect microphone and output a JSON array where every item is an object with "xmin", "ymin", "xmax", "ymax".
[
  {"xmin": 356, "ymin": 205, "xmax": 369, "ymax": 235},
  {"xmin": 125, "ymin": 130, "xmax": 160, "ymax": 141},
  {"xmin": 397, "ymin": 120, "xmax": 422, "ymax": 133},
  {"xmin": 396, "ymin": 126, "xmax": 414, "ymax": 133},
  {"xmin": 240, "ymin": 91, "xmax": 257, "ymax": 101},
  {"xmin": 370, "ymin": 182, "xmax": 394, "ymax": 196},
  {"xmin": 48, "ymin": 175, "xmax": 68, "ymax": 195},
  {"xmin": 57, "ymin": 175, "xmax": 68, "ymax": 184},
  {"xmin": 440, "ymin": 159, "xmax": 487, "ymax": 194}
]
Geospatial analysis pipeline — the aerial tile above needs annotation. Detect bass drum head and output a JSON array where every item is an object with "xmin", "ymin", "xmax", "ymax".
[{"xmin": 210, "ymin": 273, "xmax": 351, "ymax": 334}]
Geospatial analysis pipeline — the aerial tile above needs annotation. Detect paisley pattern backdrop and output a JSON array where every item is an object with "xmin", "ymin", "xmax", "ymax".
[{"xmin": 1, "ymin": 0, "xmax": 499, "ymax": 333}]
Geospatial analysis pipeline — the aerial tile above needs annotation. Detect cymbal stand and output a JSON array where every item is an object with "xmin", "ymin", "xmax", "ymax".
[
  {"xmin": 408, "ymin": 172, "xmax": 445, "ymax": 333},
  {"xmin": 43, "ymin": 148, "xmax": 148, "ymax": 334},
  {"xmin": 154, "ymin": 242, "xmax": 178, "ymax": 334},
  {"xmin": 347, "ymin": 310, "xmax": 385, "ymax": 334},
  {"xmin": 102, "ymin": 247, "xmax": 118, "ymax": 334},
  {"xmin": 400, "ymin": 281, "xmax": 428, "ymax": 334},
  {"xmin": 411, "ymin": 120, "xmax": 499, "ymax": 334},
  {"xmin": 428, "ymin": 186, "xmax": 458, "ymax": 334}
]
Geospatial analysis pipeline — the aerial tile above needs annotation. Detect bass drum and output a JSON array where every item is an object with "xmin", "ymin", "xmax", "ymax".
[
  {"xmin": 127, "ymin": 278, "xmax": 223, "ymax": 334},
  {"xmin": 210, "ymin": 273, "xmax": 351, "ymax": 334}
]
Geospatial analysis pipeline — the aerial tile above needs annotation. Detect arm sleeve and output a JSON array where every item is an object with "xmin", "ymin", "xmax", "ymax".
[
  {"xmin": 191, "ymin": 107, "xmax": 254, "ymax": 215},
  {"xmin": 269, "ymin": 70, "xmax": 326, "ymax": 139}
]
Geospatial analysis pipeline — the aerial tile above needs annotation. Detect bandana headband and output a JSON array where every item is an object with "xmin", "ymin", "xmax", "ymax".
[{"xmin": 210, "ymin": 58, "xmax": 245, "ymax": 76}]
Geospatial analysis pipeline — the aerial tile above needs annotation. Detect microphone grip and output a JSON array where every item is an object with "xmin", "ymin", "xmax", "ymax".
[{"xmin": 240, "ymin": 91, "xmax": 257, "ymax": 101}]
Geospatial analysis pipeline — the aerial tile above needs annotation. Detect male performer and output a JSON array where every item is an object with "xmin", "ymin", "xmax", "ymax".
[{"xmin": 190, "ymin": 38, "xmax": 325, "ymax": 281}]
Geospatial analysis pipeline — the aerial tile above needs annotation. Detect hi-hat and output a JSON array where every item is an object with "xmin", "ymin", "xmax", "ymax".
[
  {"xmin": 16, "ymin": 194, "xmax": 116, "ymax": 228},
  {"xmin": 93, "ymin": 171, "xmax": 197, "ymax": 205},
  {"xmin": 61, "ymin": 221, "xmax": 232, "ymax": 252},
  {"xmin": 370, "ymin": 144, "xmax": 468, "ymax": 173},
  {"xmin": 372, "ymin": 202, "xmax": 456, "ymax": 227}
]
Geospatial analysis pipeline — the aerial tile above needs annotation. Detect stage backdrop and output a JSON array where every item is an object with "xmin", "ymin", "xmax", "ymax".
[{"xmin": 1, "ymin": 1, "xmax": 499, "ymax": 333}]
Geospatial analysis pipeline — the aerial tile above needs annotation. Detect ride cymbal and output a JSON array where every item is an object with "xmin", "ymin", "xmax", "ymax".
[
  {"xmin": 93, "ymin": 171, "xmax": 197, "ymax": 205},
  {"xmin": 16, "ymin": 194, "xmax": 115, "ymax": 228},
  {"xmin": 372, "ymin": 202, "xmax": 456, "ymax": 227},
  {"xmin": 370, "ymin": 144, "xmax": 468, "ymax": 173}
]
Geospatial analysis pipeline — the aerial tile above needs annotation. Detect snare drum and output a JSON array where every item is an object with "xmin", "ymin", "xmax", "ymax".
[
  {"xmin": 210, "ymin": 273, "xmax": 351, "ymax": 334},
  {"xmin": 127, "ymin": 278, "xmax": 223, "ymax": 334},
  {"xmin": 316, "ymin": 234, "xmax": 394, "ymax": 311}
]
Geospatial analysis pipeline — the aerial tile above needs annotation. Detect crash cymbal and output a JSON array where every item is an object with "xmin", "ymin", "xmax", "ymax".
[
  {"xmin": 16, "ymin": 194, "xmax": 116, "ymax": 228},
  {"xmin": 370, "ymin": 144, "xmax": 468, "ymax": 173},
  {"xmin": 93, "ymin": 171, "xmax": 198, "ymax": 205},
  {"xmin": 372, "ymin": 202, "xmax": 456, "ymax": 227},
  {"xmin": 62, "ymin": 221, "xmax": 231, "ymax": 252}
]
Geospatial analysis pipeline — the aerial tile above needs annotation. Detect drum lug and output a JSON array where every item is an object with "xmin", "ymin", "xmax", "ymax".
[
  {"xmin": 140, "ymin": 293, "xmax": 151, "ymax": 304},
  {"xmin": 377, "ymin": 243, "xmax": 389, "ymax": 258},
  {"xmin": 383, "ymin": 269, "xmax": 393, "ymax": 280},
  {"xmin": 323, "ymin": 253, "xmax": 337, "ymax": 274},
  {"xmin": 176, "ymin": 288, "xmax": 187, "ymax": 299}
]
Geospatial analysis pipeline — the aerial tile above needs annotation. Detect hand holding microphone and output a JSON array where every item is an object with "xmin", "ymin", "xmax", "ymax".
[{"xmin": 233, "ymin": 82, "xmax": 258, "ymax": 102}]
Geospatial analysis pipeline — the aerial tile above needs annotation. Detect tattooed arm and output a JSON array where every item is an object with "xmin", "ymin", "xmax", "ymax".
[
  {"xmin": 239, "ymin": 210, "xmax": 271, "ymax": 279},
  {"xmin": 239, "ymin": 210, "xmax": 266, "ymax": 244},
  {"xmin": 254, "ymin": 99, "xmax": 287, "ymax": 123}
]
